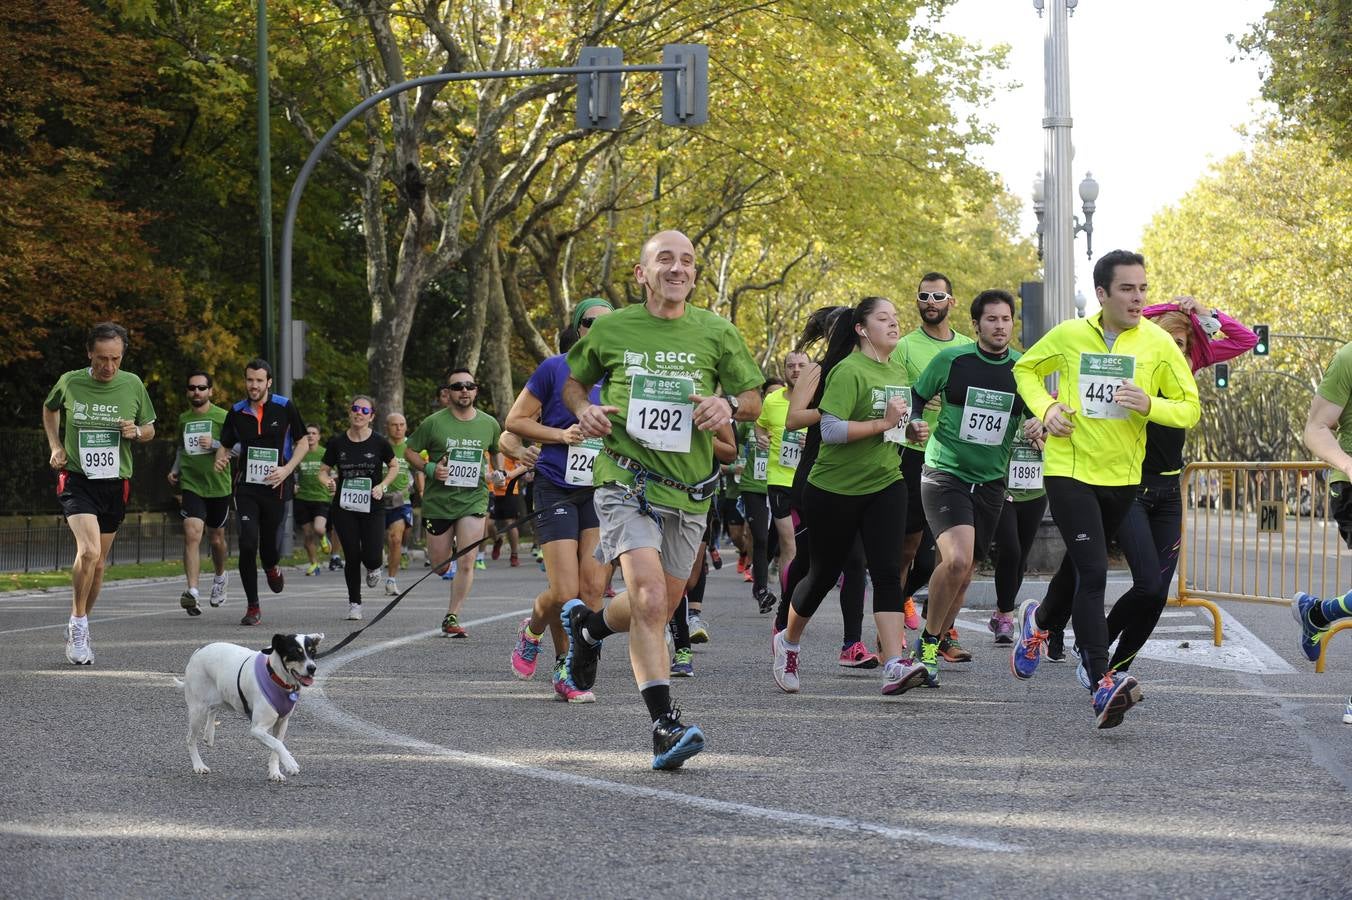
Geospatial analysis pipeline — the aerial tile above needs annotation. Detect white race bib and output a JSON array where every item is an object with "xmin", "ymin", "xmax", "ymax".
[
  {"xmin": 626, "ymin": 373, "xmax": 694, "ymax": 453},
  {"xmin": 958, "ymin": 387, "xmax": 1014, "ymax": 445},
  {"xmin": 1079, "ymin": 353, "xmax": 1135, "ymax": 420},
  {"xmin": 880, "ymin": 385, "xmax": 910, "ymax": 444},
  {"xmin": 751, "ymin": 446, "xmax": 768, "ymax": 482},
  {"xmin": 245, "ymin": 446, "xmax": 279, "ymax": 485},
  {"xmin": 1008, "ymin": 440, "xmax": 1043, "ymax": 491},
  {"xmin": 339, "ymin": 476, "xmax": 372, "ymax": 512},
  {"xmin": 565, "ymin": 438, "xmax": 602, "ymax": 486},
  {"xmin": 444, "ymin": 447, "xmax": 482, "ymax": 488},
  {"xmin": 778, "ymin": 429, "xmax": 804, "ymax": 470},
  {"xmin": 183, "ymin": 420, "xmax": 213, "ymax": 456},
  {"xmin": 78, "ymin": 429, "xmax": 119, "ymax": 480}
]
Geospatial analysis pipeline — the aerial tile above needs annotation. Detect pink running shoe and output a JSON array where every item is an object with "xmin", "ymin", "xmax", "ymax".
[
  {"xmin": 903, "ymin": 596, "xmax": 921, "ymax": 632},
  {"xmin": 838, "ymin": 640, "xmax": 881, "ymax": 669},
  {"xmin": 988, "ymin": 612, "xmax": 1015, "ymax": 645},
  {"xmin": 553, "ymin": 667, "xmax": 596, "ymax": 703},
  {"xmin": 511, "ymin": 617, "xmax": 541, "ymax": 680}
]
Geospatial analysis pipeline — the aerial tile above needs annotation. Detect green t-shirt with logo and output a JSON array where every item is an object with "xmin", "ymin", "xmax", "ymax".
[
  {"xmin": 43, "ymin": 368, "xmax": 156, "ymax": 479},
  {"xmin": 807, "ymin": 351, "xmax": 907, "ymax": 497},
  {"xmin": 566, "ymin": 302, "xmax": 765, "ymax": 514},
  {"xmin": 739, "ymin": 422, "xmax": 768, "ymax": 495},
  {"xmin": 294, "ymin": 447, "xmax": 329, "ymax": 502},
  {"xmin": 177, "ymin": 405, "xmax": 231, "ymax": 498},
  {"xmin": 406, "ymin": 408, "xmax": 501, "ymax": 520},
  {"xmin": 913, "ymin": 343, "xmax": 1026, "ymax": 485},
  {"xmin": 1317, "ymin": 341, "xmax": 1352, "ymax": 486},
  {"xmin": 889, "ymin": 327, "xmax": 974, "ymax": 452},
  {"xmin": 386, "ymin": 438, "xmax": 412, "ymax": 497},
  {"xmin": 757, "ymin": 386, "xmax": 803, "ymax": 489}
]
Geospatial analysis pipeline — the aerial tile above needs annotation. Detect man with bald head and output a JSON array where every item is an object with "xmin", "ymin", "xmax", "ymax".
[
  {"xmin": 382, "ymin": 411, "xmax": 421, "ymax": 594},
  {"xmin": 562, "ymin": 229, "xmax": 765, "ymax": 769}
]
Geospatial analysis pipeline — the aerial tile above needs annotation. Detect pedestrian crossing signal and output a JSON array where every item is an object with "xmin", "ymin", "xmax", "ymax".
[
  {"xmin": 1253, "ymin": 324, "xmax": 1269, "ymax": 356},
  {"xmin": 1215, "ymin": 363, "xmax": 1230, "ymax": 389}
]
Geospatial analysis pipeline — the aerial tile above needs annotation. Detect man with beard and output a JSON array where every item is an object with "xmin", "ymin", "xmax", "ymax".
[
  {"xmin": 405, "ymin": 367, "xmax": 503, "ymax": 637},
  {"xmin": 889, "ymin": 273, "xmax": 974, "ymax": 659},
  {"xmin": 214, "ymin": 358, "xmax": 309, "ymax": 626},
  {"xmin": 168, "ymin": 370, "xmax": 231, "ymax": 615},
  {"xmin": 909, "ymin": 290, "xmax": 1041, "ymax": 686}
]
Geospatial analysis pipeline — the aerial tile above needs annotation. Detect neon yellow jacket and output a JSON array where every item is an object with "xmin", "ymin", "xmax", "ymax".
[{"xmin": 1013, "ymin": 311, "xmax": 1199, "ymax": 486}]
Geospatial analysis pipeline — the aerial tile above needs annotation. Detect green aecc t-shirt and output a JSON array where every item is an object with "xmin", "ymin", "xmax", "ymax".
[
  {"xmin": 44, "ymin": 368, "xmax": 156, "ymax": 480},
  {"xmin": 807, "ymin": 351, "xmax": 907, "ymax": 497}
]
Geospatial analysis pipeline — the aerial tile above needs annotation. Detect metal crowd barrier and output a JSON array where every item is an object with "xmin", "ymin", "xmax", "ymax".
[{"xmin": 1175, "ymin": 461, "xmax": 1350, "ymax": 672}]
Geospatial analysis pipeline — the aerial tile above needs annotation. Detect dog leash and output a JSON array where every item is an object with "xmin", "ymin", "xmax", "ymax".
[{"xmin": 315, "ymin": 479, "xmax": 595, "ymax": 659}]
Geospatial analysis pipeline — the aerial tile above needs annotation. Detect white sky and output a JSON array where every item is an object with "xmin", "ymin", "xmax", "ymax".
[{"xmin": 937, "ymin": 0, "xmax": 1274, "ymax": 304}]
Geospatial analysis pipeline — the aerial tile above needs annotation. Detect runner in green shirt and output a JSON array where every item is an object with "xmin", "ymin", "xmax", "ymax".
[
  {"xmin": 889, "ymin": 272, "xmax": 975, "ymax": 631},
  {"xmin": 560, "ymin": 229, "xmax": 764, "ymax": 771},
  {"xmin": 404, "ymin": 366, "xmax": 503, "ymax": 638},
  {"xmin": 774, "ymin": 297, "xmax": 930, "ymax": 699},
  {"xmin": 909, "ymin": 290, "xmax": 1040, "ymax": 685},
  {"xmin": 293, "ymin": 427, "xmax": 333, "ymax": 576},
  {"xmin": 41, "ymin": 322, "xmax": 157, "ymax": 666},
  {"xmin": 166, "ymin": 370, "xmax": 230, "ymax": 616},
  {"xmin": 755, "ymin": 352, "xmax": 808, "ymax": 596},
  {"xmin": 382, "ymin": 411, "xmax": 423, "ymax": 596},
  {"xmin": 737, "ymin": 413, "xmax": 775, "ymax": 612}
]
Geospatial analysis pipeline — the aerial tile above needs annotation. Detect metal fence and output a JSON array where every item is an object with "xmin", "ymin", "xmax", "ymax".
[
  {"xmin": 1176, "ymin": 461, "xmax": 1351, "ymax": 671},
  {"xmin": 0, "ymin": 513, "xmax": 241, "ymax": 573}
]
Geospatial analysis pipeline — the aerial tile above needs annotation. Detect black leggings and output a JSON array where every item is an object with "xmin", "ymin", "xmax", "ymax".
[
  {"xmin": 1105, "ymin": 476, "xmax": 1182, "ymax": 671},
  {"xmin": 331, "ymin": 507, "xmax": 385, "ymax": 604},
  {"xmin": 669, "ymin": 593, "xmax": 690, "ymax": 651},
  {"xmin": 743, "ymin": 490, "xmax": 771, "ymax": 592},
  {"xmin": 992, "ymin": 495, "xmax": 1048, "ymax": 613},
  {"xmin": 1037, "ymin": 477, "xmax": 1136, "ymax": 685},
  {"xmin": 235, "ymin": 491, "xmax": 285, "ymax": 606},
  {"xmin": 777, "ymin": 520, "xmax": 867, "ymax": 645},
  {"xmin": 791, "ymin": 480, "xmax": 907, "ymax": 618}
]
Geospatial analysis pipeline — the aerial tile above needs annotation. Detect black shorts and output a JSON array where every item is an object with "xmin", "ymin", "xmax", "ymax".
[
  {"xmin": 492, "ymin": 493, "xmax": 524, "ymax": 523},
  {"xmin": 57, "ymin": 470, "xmax": 128, "ymax": 534},
  {"xmin": 768, "ymin": 485, "xmax": 793, "ymax": 520},
  {"xmin": 385, "ymin": 503, "xmax": 413, "ymax": 529},
  {"xmin": 179, "ymin": 491, "xmax": 230, "ymax": 530},
  {"xmin": 1331, "ymin": 480, "xmax": 1352, "ymax": 549},
  {"xmin": 919, "ymin": 466, "xmax": 1006, "ymax": 563},
  {"xmin": 533, "ymin": 479, "xmax": 599, "ymax": 545},
  {"xmin": 901, "ymin": 445, "xmax": 927, "ymax": 534},
  {"xmin": 424, "ymin": 514, "xmax": 484, "ymax": 537},
  {"xmin": 720, "ymin": 496, "xmax": 744, "ymax": 526},
  {"xmin": 294, "ymin": 498, "xmax": 329, "ymax": 526}
]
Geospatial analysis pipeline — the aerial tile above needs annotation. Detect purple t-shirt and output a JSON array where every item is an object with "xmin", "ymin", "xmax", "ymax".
[{"xmin": 526, "ymin": 353, "xmax": 601, "ymax": 489}]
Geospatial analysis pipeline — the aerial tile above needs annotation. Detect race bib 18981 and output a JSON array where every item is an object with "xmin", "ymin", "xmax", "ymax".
[
  {"xmin": 245, "ymin": 446, "xmax": 278, "ymax": 485},
  {"xmin": 958, "ymin": 387, "xmax": 1014, "ymax": 445},
  {"xmin": 339, "ymin": 476, "xmax": 372, "ymax": 513},
  {"xmin": 565, "ymin": 438, "xmax": 602, "ymax": 486},
  {"xmin": 444, "ymin": 447, "xmax": 482, "ymax": 488},
  {"xmin": 1008, "ymin": 439, "xmax": 1043, "ymax": 490},
  {"xmin": 626, "ymin": 373, "xmax": 694, "ymax": 453},
  {"xmin": 1079, "ymin": 353, "xmax": 1135, "ymax": 420},
  {"xmin": 183, "ymin": 420, "xmax": 213, "ymax": 456},
  {"xmin": 78, "ymin": 429, "xmax": 119, "ymax": 480}
]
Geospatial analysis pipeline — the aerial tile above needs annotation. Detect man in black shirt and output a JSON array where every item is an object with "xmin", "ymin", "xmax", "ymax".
[{"xmin": 214, "ymin": 358, "xmax": 308, "ymax": 625}]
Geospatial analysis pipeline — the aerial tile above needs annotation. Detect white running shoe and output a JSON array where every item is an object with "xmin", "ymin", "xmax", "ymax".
[
  {"xmin": 773, "ymin": 631, "xmax": 800, "ymax": 693},
  {"xmin": 385, "ymin": 577, "xmax": 398, "ymax": 596},
  {"xmin": 346, "ymin": 603, "xmax": 363, "ymax": 621},
  {"xmin": 67, "ymin": 621, "xmax": 92, "ymax": 666},
  {"xmin": 1344, "ymin": 696, "xmax": 1352, "ymax": 726},
  {"xmin": 65, "ymin": 624, "xmax": 79, "ymax": 665},
  {"xmin": 365, "ymin": 568, "xmax": 380, "ymax": 589},
  {"xmin": 209, "ymin": 574, "xmax": 228, "ymax": 607},
  {"xmin": 688, "ymin": 614, "xmax": 710, "ymax": 644}
]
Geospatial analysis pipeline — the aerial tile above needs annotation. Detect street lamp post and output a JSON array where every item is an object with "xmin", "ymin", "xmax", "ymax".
[{"xmin": 1032, "ymin": 170, "xmax": 1099, "ymax": 266}]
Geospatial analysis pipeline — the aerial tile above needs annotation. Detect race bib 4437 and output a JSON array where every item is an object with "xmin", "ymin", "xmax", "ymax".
[{"xmin": 1079, "ymin": 353, "xmax": 1135, "ymax": 420}]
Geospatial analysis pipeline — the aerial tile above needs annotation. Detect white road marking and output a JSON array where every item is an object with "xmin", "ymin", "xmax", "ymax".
[{"xmin": 310, "ymin": 610, "xmax": 1025, "ymax": 854}]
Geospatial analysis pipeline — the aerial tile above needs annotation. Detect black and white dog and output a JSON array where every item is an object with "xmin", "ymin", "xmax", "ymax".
[{"xmin": 175, "ymin": 633, "xmax": 323, "ymax": 782}]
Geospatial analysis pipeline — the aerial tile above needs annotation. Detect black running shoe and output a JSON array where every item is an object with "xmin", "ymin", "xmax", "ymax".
[
  {"xmin": 754, "ymin": 587, "xmax": 777, "ymax": 615},
  {"xmin": 1046, "ymin": 626, "xmax": 1066, "ymax": 663},
  {"xmin": 561, "ymin": 598, "xmax": 601, "ymax": 691},
  {"xmin": 651, "ymin": 708, "xmax": 706, "ymax": 770}
]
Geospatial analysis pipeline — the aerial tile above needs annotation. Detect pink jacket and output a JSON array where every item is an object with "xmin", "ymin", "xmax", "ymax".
[{"xmin": 1143, "ymin": 302, "xmax": 1257, "ymax": 373}]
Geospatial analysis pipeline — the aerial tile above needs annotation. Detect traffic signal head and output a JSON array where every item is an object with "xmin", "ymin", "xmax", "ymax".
[
  {"xmin": 1253, "ymin": 324, "xmax": 1270, "ymax": 356},
  {"xmin": 1215, "ymin": 362, "xmax": 1230, "ymax": 389}
]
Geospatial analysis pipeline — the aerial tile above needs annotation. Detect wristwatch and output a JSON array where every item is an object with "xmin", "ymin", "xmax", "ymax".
[{"xmin": 725, "ymin": 395, "xmax": 740, "ymax": 420}]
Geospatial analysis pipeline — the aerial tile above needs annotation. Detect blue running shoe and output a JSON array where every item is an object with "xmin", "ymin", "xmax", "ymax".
[
  {"xmin": 1010, "ymin": 598, "xmax": 1047, "ymax": 680},
  {"xmin": 1092, "ymin": 671, "xmax": 1142, "ymax": 730},
  {"xmin": 561, "ymin": 598, "xmax": 601, "ymax": 691},
  {"xmin": 1292, "ymin": 592, "xmax": 1326, "ymax": 662},
  {"xmin": 1072, "ymin": 644, "xmax": 1092, "ymax": 690},
  {"xmin": 651, "ymin": 709, "xmax": 705, "ymax": 770}
]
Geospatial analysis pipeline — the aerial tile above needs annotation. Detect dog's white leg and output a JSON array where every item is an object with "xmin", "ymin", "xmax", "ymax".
[
  {"xmin": 202, "ymin": 708, "xmax": 218, "ymax": 748},
  {"xmin": 272, "ymin": 716, "xmax": 299, "ymax": 776},
  {"xmin": 187, "ymin": 702, "xmax": 211, "ymax": 775},
  {"xmin": 250, "ymin": 715, "xmax": 297, "ymax": 782}
]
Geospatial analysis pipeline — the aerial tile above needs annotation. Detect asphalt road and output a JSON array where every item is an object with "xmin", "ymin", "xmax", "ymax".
[{"xmin": 3, "ymin": 551, "xmax": 1352, "ymax": 898}]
